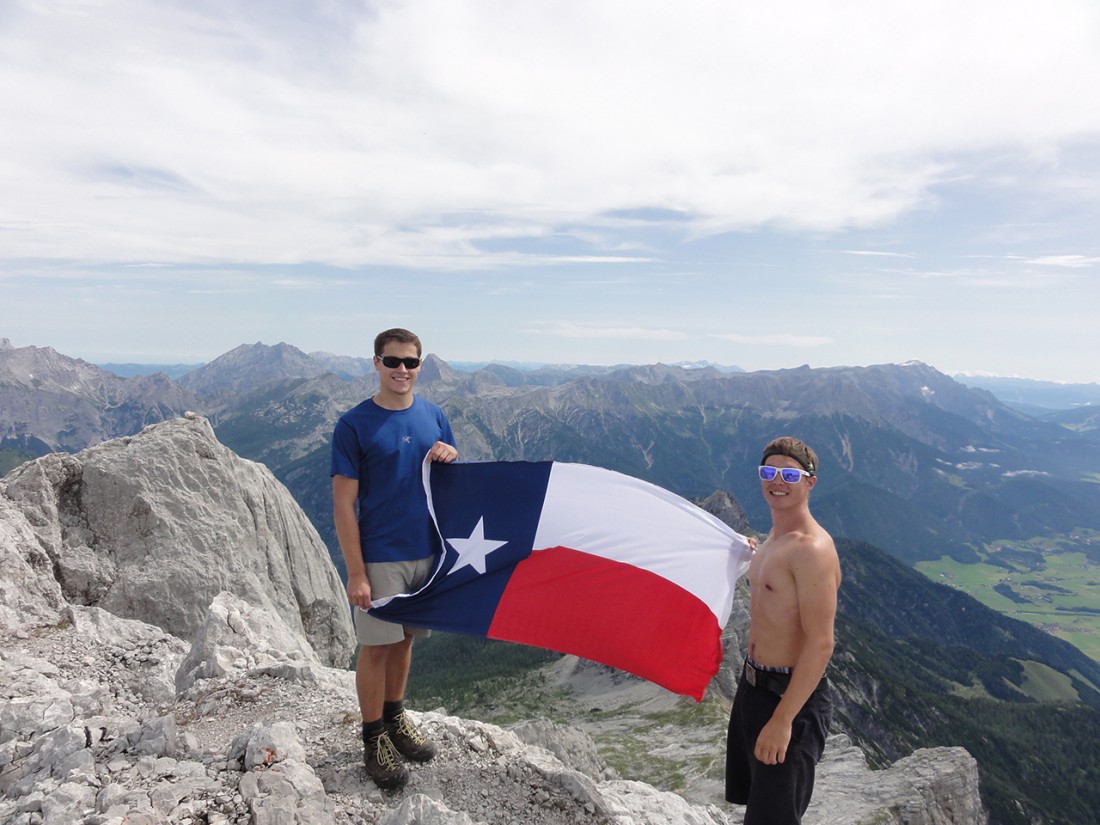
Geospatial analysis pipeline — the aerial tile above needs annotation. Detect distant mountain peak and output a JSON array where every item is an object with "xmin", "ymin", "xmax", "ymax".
[{"xmin": 177, "ymin": 341, "xmax": 325, "ymax": 396}]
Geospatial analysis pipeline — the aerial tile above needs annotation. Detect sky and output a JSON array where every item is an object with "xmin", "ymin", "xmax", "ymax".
[{"xmin": 2, "ymin": 1, "xmax": 1099, "ymax": 383}]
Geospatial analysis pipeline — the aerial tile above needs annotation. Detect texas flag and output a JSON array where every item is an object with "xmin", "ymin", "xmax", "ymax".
[{"xmin": 370, "ymin": 460, "xmax": 752, "ymax": 701}]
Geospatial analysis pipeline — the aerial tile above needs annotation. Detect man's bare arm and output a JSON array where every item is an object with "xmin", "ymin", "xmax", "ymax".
[{"xmin": 333, "ymin": 474, "xmax": 372, "ymax": 608}]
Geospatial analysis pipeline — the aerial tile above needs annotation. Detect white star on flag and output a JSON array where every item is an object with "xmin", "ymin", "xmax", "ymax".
[{"xmin": 445, "ymin": 516, "xmax": 508, "ymax": 575}]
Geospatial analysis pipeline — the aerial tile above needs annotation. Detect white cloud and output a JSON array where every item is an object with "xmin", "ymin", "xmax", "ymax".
[
  {"xmin": 530, "ymin": 321, "xmax": 689, "ymax": 342},
  {"xmin": 3, "ymin": 0, "xmax": 1100, "ymax": 382},
  {"xmin": 1028, "ymin": 255, "xmax": 1100, "ymax": 267},
  {"xmin": 841, "ymin": 250, "xmax": 914, "ymax": 258},
  {"xmin": 2, "ymin": 0, "xmax": 1099, "ymax": 268},
  {"xmin": 715, "ymin": 333, "xmax": 834, "ymax": 348}
]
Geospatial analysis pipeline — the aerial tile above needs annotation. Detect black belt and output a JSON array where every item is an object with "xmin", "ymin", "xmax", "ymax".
[{"xmin": 742, "ymin": 660, "xmax": 827, "ymax": 698}]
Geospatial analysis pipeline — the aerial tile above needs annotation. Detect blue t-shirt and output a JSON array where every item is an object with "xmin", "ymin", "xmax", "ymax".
[{"xmin": 330, "ymin": 395, "xmax": 456, "ymax": 563}]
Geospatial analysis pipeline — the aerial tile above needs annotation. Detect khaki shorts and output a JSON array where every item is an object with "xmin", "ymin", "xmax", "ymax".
[{"xmin": 354, "ymin": 557, "xmax": 435, "ymax": 646}]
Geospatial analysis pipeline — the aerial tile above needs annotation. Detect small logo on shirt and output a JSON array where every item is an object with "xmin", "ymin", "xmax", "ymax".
[{"xmin": 401, "ymin": 436, "xmax": 413, "ymax": 444}]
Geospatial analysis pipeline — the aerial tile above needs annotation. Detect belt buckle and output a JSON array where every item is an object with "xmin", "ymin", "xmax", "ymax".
[{"xmin": 744, "ymin": 662, "xmax": 757, "ymax": 687}]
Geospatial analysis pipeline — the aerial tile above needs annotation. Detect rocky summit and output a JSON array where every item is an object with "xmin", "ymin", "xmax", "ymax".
[
  {"xmin": 0, "ymin": 417, "xmax": 987, "ymax": 824},
  {"xmin": 0, "ymin": 413, "xmax": 353, "ymax": 665}
]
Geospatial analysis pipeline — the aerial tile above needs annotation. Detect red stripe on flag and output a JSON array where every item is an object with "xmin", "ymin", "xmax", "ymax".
[{"xmin": 486, "ymin": 546, "xmax": 723, "ymax": 701}]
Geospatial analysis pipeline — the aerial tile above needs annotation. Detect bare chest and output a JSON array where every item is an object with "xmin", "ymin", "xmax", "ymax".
[{"xmin": 748, "ymin": 545, "xmax": 799, "ymax": 616}]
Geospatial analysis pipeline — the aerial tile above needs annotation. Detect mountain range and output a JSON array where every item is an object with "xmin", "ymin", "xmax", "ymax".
[
  {"xmin": 955, "ymin": 373, "xmax": 1100, "ymax": 411},
  {"xmin": 3, "ymin": 336, "xmax": 1100, "ymax": 823},
  {"xmin": 5, "ymin": 336, "xmax": 1099, "ymax": 580},
  {"xmin": 5, "ymin": 336, "xmax": 1099, "ymax": 591},
  {"xmin": 161, "ymin": 343, "xmax": 1100, "ymax": 565}
]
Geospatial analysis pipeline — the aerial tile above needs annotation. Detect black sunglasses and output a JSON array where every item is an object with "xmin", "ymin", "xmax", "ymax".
[{"xmin": 378, "ymin": 355, "xmax": 422, "ymax": 369}]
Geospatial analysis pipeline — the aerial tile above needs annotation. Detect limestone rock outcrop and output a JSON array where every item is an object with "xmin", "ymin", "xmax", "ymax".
[
  {"xmin": 1, "ymin": 414, "xmax": 353, "ymax": 668},
  {"xmin": 806, "ymin": 735, "xmax": 985, "ymax": 825},
  {"xmin": 0, "ymin": 492, "xmax": 65, "ymax": 632},
  {"xmin": 176, "ymin": 591, "xmax": 352, "ymax": 695}
]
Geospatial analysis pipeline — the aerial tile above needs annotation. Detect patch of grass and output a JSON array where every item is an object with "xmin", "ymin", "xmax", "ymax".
[
  {"xmin": 1016, "ymin": 659, "xmax": 1080, "ymax": 703},
  {"xmin": 917, "ymin": 534, "xmax": 1100, "ymax": 663}
]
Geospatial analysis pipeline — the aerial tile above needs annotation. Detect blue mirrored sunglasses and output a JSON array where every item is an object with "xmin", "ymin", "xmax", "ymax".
[{"xmin": 758, "ymin": 465, "xmax": 814, "ymax": 483}]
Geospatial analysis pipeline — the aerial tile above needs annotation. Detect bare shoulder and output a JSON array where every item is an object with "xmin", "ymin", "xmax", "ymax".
[
  {"xmin": 786, "ymin": 528, "xmax": 841, "ymax": 584},
  {"xmin": 772, "ymin": 525, "xmax": 834, "ymax": 555}
]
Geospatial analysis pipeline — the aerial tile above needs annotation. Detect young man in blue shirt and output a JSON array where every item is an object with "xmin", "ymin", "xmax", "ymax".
[{"xmin": 331, "ymin": 328, "xmax": 458, "ymax": 789}]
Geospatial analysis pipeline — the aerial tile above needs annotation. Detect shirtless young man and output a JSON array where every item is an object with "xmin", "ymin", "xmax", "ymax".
[{"xmin": 725, "ymin": 437, "xmax": 841, "ymax": 825}]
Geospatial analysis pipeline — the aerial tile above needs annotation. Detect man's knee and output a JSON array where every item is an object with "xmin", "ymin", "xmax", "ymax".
[{"xmin": 360, "ymin": 642, "xmax": 395, "ymax": 664}]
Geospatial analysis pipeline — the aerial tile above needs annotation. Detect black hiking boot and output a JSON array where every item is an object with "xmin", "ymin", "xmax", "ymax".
[
  {"xmin": 364, "ymin": 730, "xmax": 409, "ymax": 790},
  {"xmin": 385, "ymin": 710, "xmax": 437, "ymax": 762}
]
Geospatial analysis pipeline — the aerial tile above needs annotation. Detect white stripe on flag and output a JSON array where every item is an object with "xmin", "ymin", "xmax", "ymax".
[{"xmin": 533, "ymin": 462, "xmax": 752, "ymax": 624}]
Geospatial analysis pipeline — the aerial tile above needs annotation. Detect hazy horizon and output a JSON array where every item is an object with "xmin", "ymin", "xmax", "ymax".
[{"xmin": 35, "ymin": 340, "xmax": 1097, "ymax": 388}]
